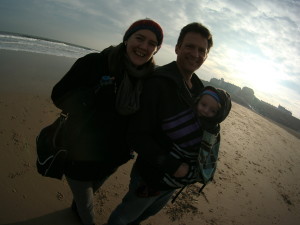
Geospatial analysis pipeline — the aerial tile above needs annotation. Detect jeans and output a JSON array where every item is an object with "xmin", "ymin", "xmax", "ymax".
[
  {"xmin": 107, "ymin": 165, "xmax": 175, "ymax": 225},
  {"xmin": 66, "ymin": 170, "xmax": 115, "ymax": 225}
]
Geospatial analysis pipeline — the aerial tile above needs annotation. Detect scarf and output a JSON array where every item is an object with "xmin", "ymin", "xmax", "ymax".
[{"xmin": 108, "ymin": 43, "xmax": 155, "ymax": 115}]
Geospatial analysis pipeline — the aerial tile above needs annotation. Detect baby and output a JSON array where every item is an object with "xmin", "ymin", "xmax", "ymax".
[{"xmin": 162, "ymin": 86, "xmax": 232, "ymax": 190}]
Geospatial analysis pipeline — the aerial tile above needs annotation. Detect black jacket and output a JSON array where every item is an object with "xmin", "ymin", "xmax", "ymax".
[
  {"xmin": 51, "ymin": 47, "xmax": 131, "ymax": 180},
  {"xmin": 127, "ymin": 61, "xmax": 204, "ymax": 190}
]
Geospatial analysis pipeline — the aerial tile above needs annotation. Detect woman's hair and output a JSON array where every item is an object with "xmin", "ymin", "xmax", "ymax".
[{"xmin": 177, "ymin": 22, "xmax": 213, "ymax": 53}]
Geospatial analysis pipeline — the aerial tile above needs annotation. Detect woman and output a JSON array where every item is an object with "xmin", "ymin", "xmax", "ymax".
[{"xmin": 51, "ymin": 19, "xmax": 163, "ymax": 225}]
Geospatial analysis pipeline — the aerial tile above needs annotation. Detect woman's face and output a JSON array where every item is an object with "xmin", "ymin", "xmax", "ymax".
[{"xmin": 125, "ymin": 29, "xmax": 159, "ymax": 67}]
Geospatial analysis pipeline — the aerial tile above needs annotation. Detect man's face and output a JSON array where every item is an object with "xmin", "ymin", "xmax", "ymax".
[{"xmin": 175, "ymin": 32, "xmax": 208, "ymax": 75}]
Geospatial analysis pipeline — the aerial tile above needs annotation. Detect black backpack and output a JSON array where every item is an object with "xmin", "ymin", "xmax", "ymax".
[{"xmin": 36, "ymin": 112, "xmax": 69, "ymax": 179}]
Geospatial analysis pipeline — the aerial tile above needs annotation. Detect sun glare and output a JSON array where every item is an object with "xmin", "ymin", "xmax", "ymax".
[{"xmin": 234, "ymin": 58, "xmax": 282, "ymax": 94}]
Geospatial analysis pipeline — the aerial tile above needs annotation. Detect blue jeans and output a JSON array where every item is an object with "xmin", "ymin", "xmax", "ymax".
[{"xmin": 107, "ymin": 165, "xmax": 175, "ymax": 225}]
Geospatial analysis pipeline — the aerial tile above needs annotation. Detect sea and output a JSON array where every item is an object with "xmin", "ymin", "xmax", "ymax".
[{"xmin": 0, "ymin": 31, "xmax": 98, "ymax": 59}]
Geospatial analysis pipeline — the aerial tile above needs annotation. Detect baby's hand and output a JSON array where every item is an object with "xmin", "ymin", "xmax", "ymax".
[{"xmin": 173, "ymin": 163, "xmax": 189, "ymax": 178}]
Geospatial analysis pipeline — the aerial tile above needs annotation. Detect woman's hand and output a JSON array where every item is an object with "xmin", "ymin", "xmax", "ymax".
[{"xmin": 173, "ymin": 162, "xmax": 189, "ymax": 178}]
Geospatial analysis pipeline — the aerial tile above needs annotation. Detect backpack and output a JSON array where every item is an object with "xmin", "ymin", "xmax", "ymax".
[{"xmin": 36, "ymin": 112, "xmax": 69, "ymax": 179}]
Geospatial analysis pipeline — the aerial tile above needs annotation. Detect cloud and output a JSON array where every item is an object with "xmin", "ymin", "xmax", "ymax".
[{"xmin": 281, "ymin": 79, "xmax": 300, "ymax": 94}]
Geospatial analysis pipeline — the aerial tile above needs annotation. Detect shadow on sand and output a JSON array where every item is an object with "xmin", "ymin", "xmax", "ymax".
[{"xmin": 2, "ymin": 208, "xmax": 81, "ymax": 225}]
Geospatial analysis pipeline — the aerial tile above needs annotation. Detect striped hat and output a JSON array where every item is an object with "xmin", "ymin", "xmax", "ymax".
[
  {"xmin": 200, "ymin": 89, "xmax": 221, "ymax": 104},
  {"xmin": 123, "ymin": 19, "xmax": 163, "ymax": 47}
]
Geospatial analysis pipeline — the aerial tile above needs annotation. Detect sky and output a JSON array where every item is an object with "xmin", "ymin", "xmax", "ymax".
[{"xmin": 0, "ymin": 0, "xmax": 300, "ymax": 119}]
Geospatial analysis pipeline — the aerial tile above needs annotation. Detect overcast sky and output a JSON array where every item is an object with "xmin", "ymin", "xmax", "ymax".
[{"xmin": 1, "ymin": 0, "xmax": 300, "ymax": 119}]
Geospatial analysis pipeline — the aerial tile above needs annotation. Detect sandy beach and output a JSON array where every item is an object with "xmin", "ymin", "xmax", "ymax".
[{"xmin": 0, "ymin": 50, "xmax": 299, "ymax": 225}]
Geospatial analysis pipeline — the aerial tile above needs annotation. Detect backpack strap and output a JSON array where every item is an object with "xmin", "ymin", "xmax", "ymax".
[{"xmin": 171, "ymin": 183, "xmax": 207, "ymax": 204}]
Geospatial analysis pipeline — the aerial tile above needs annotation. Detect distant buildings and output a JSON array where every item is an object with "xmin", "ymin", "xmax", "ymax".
[
  {"xmin": 210, "ymin": 78, "xmax": 241, "ymax": 94},
  {"xmin": 203, "ymin": 77, "xmax": 299, "ymax": 132},
  {"xmin": 278, "ymin": 105, "xmax": 292, "ymax": 116}
]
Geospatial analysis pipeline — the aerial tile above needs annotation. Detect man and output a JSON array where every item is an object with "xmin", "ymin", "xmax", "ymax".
[{"xmin": 107, "ymin": 22, "xmax": 213, "ymax": 225}]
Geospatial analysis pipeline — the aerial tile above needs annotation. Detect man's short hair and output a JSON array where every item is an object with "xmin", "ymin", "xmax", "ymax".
[{"xmin": 177, "ymin": 22, "xmax": 213, "ymax": 52}]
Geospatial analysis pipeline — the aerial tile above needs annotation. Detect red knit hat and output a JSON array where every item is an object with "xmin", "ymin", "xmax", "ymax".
[{"xmin": 123, "ymin": 19, "xmax": 163, "ymax": 47}]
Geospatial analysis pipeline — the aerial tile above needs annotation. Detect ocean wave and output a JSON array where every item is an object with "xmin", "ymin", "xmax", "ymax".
[{"xmin": 0, "ymin": 31, "xmax": 98, "ymax": 58}]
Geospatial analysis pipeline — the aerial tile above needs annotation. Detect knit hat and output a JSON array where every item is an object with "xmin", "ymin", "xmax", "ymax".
[
  {"xmin": 123, "ymin": 19, "xmax": 163, "ymax": 47},
  {"xmin": 200, "ymin": 89, "xmax": 221, "ymax": 104}
]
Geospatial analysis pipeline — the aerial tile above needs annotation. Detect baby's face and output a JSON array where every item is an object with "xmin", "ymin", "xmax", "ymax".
[{"xmin": 196, "ymin": 95, "xmax": 220, "ymax": 118}]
